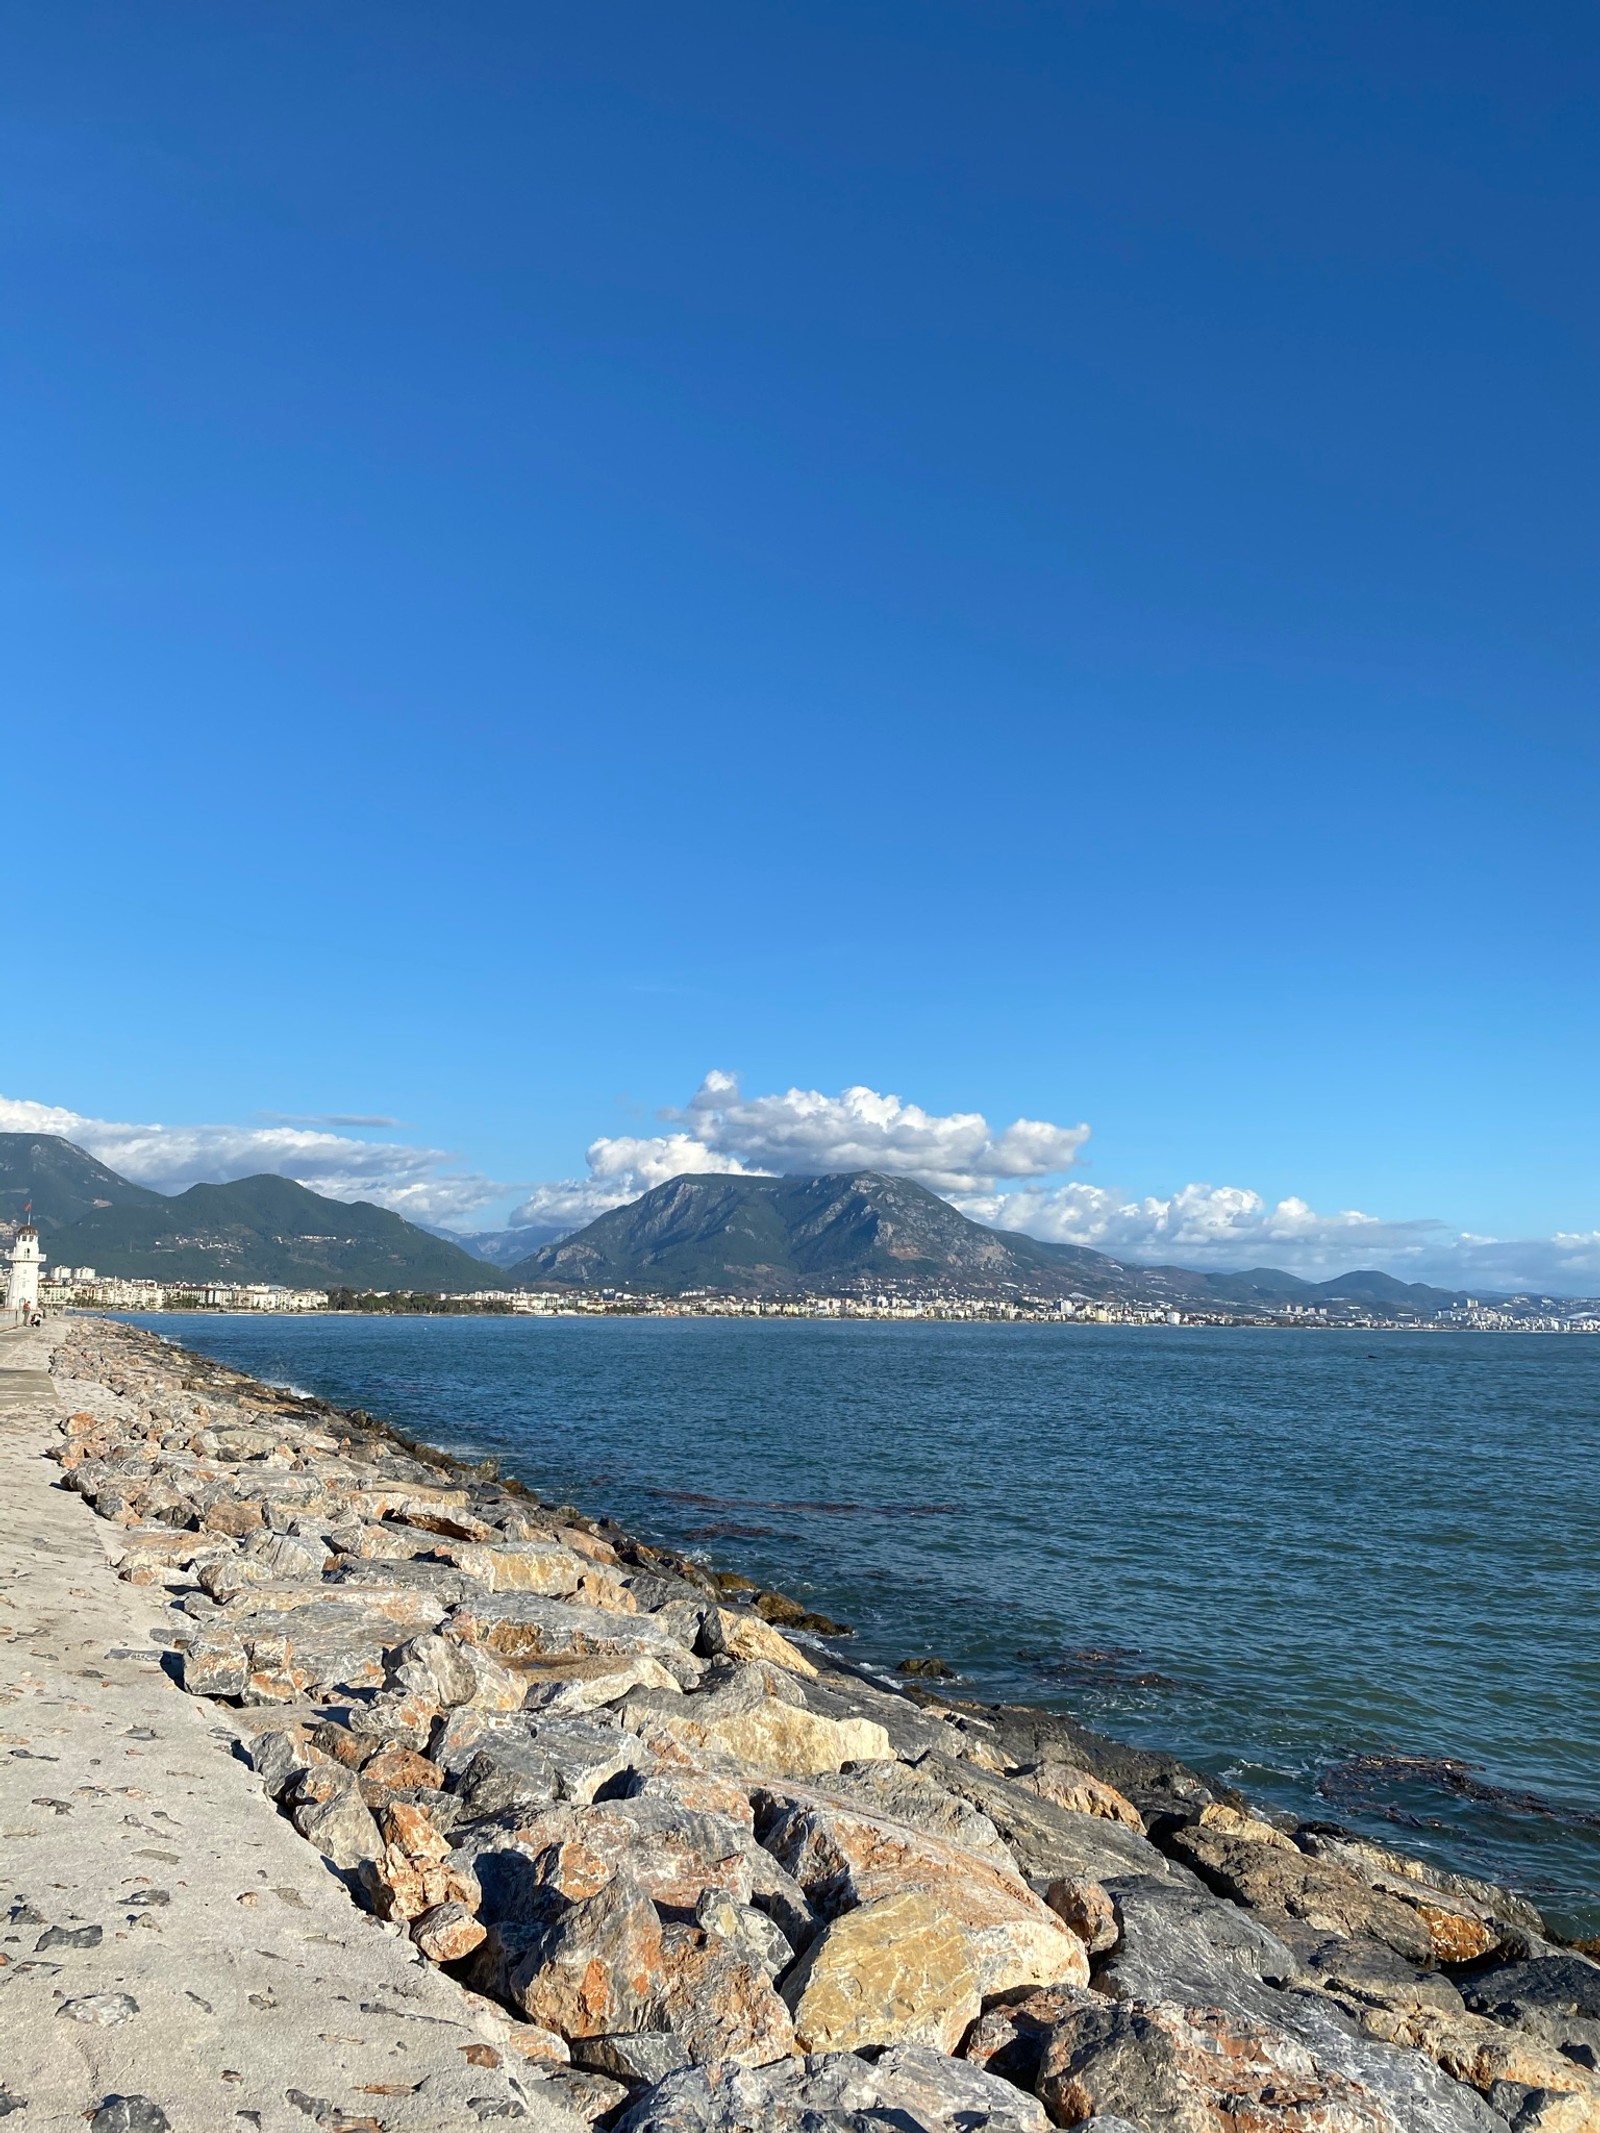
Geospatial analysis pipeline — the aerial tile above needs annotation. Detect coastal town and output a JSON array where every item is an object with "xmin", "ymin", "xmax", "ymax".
[{"xmin": 19, "ymin": 1261, "xmax": 1600, "ymax": 1332}]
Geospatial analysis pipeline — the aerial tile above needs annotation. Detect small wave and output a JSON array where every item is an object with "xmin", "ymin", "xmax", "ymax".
[{"xmin": 651, "ymin": 1487, "xmax": 957, "ymax": 1517}]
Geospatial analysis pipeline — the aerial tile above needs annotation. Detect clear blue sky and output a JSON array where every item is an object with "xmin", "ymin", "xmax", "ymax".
[{"xmin": 4, "ymin": 2, "xmax": 1597, "ymax": 1271}]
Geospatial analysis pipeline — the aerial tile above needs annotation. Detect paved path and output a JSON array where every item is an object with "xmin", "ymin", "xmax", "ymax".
[{"xmin": 0, "ymin": 1328, "xmax": 580, "ymax": 2133}]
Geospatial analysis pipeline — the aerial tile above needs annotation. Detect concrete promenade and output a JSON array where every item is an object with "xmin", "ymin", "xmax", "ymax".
[{"xmin": 0, "ymin": 1324, "xmax": 579, "ymax": 2133}]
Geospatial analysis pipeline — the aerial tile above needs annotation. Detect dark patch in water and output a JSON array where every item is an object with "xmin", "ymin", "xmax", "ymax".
[
  {"xmin": 1022, "ymin": 1644, "xmax": 1181, "ymax": 1691},
  {"xmin": 652, "ymin": 1488, "xmax": 957, "ymax": 1517},
  {"xmin": 682, "ymin": 1523, "xmax": 780, "ymax": 1541},
  {"xmin": 1317, "ymin": 1754, "xmax": 1600, "ymax": 1830}
]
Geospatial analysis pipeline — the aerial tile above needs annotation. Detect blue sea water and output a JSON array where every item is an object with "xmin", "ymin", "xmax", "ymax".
[{"xmin": 127, "ymin": 1313, "xmax": 1600, "ymax": 1935}]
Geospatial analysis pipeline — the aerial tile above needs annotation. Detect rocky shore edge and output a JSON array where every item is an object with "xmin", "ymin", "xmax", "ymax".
[{"xmin": 24, "ymin": 1315, "xmax": 1600, "ymax": 2133}]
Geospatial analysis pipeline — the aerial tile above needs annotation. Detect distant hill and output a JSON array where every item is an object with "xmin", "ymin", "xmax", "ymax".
[
  {"xmin": 0, "ymin": 1136, "xmax": 506, "ymax": 1291},
  {"xmin": 513, "ymin": 1170, "xmax": 1471, "ymax": 1313},
  {"xmin": 0, "ymin": 1132, "xmax": 167, "ymax": 1234}
]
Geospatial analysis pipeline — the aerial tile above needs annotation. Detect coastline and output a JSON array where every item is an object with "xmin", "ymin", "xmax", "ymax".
[{"xmin": 5, "ymin": 1314, "xmax": 1597, "ymax": 2133}]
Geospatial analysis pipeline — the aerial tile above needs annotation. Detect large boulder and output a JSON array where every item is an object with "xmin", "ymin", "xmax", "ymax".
[
  {"xmin": 612, "ymin": 2043, "xmax": 1049, "ymax": 2132},
  {"xmin": 918, "ymin": 1751, "xmax": 1178, "ymax": 1884},
  {"xmin": 508, "ymin": 1871, "xmax": 663, "ymax": 2038},
  {"xmin": 1165, "ymin": 1825, "xmax": 1437, "ymax": 1966},
  {"xmin": 760, "ymin": 1791, "xmax": 1087, "ymax": 1997},
  {"xmin": 1036, "ymin": 1993, "xmax": 1400, "ymax": 2131},
  {"xmin": 779, "ymin": 1887, "xmax": 982, "ymax": 2052},
  {"xmin": 623, "ymin": 1669, "xmax": 892, "ymax": 1776}
]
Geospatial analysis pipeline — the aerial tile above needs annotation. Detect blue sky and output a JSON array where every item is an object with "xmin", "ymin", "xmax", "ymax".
[{"xmin": 4, "ymin": 2, "xmax": 1597, "ymax": 1288}]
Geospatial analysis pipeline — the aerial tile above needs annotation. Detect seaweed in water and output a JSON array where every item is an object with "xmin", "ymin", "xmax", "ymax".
[
  {"xmin": 1317, "ymin": 1753, "xmax": 1600, "ymax": 1830},
  {"xmin": 1020, "ymin": 1644, "xmax": 1181, "ymax": 1691}
]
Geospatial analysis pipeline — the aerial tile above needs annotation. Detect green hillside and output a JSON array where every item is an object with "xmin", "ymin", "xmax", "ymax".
[
  {"xmin": 513, "ymin": 1169, "xmax": 1470, "ymax": 1310},
  {"xmin": 516, "ymin": 1170, "xmax": 1142, "ymax": 1299},
  {"xmin": 45, "ymin": 1167, "xmax": 508, "ymax": 1291},
  {"xmin": 0, "ymin": 1132, "xmax": 167, "ymax": 1234}
]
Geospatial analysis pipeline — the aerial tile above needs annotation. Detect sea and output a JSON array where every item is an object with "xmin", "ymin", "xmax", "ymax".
[{"xmin": 126, "ymin": 1312, "xmax": 1600, "ymax": 1937}]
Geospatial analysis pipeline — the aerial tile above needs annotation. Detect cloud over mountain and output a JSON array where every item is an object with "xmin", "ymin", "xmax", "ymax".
[
  {"xmin": 507, "ymin": 1073, "xmax": 1089, "ymax": 1233},
  {"xmin": 0, "ymin": 1095, "xmax": 498, "ymax": 1226}
]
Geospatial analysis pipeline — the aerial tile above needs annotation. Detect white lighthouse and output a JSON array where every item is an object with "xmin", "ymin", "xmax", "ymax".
[{"xmin": 5, "ymin": 1224, "xmax": 44, "ymax": 1318}]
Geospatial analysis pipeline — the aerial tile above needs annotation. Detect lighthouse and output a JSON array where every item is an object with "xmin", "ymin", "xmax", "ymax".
[{"xmin": 5, "ymin": 1224, "xmax": 44, "ymax": 1319}]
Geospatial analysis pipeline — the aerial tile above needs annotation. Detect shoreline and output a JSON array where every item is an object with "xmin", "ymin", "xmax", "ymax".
[{"xmin": 7, "ymin": 1313, "xmax": 1598, "ymax": 2132}]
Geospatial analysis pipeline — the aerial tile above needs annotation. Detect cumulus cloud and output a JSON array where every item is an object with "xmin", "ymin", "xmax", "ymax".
[
  {"xmin": 953, "ymin": 1180, "xmax": 1446, "ymax": 1277},
  {"xmin": 0, "ymin": 1094, "xmax": 499, "ymax": 1226},
  {"xmin": 506, "ymin": 1072, "xmax": 1088, "ymax": 1230}
]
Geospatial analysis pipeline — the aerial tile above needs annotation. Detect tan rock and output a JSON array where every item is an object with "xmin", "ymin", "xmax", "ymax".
[
  {"xmin": 377, "ymin": 1799, "xmax": 451, "ymax": 1859},
  {"xmin": 1037, "ymin": 1993, "xmax": 1396, "ymax": 2131},
  {"xmin": 629, "ymin": 1767, "xmax": 757, "ymax": 1829},
  {"xmin": 202, "ymin": 1497, "xmax": 265, "ymax": 1537},
  {"xmin": 763, "ymin": 1794, "xmax": 1087, "ymax": 1996},
  {"xmin": 518, "ymin": 1651, "xmax": 684, "ymax": 1715},
  {"xmin": 361, "ymin": 1839, "xmax": 479, "ymax": 1922},
  {"xmin": 1167, "ymin": 1825, "xmax": 1436, "ymax": 1965},
  {"xmin": 1043, "ymin": 1876, "xmax": 1119, "ymax": 1954},
  {"xmin": 1361, "ymin": 2003, "xmax": 1600, "ymax": 2112},
  {"xmin": 446, "ymin": 1540, "xmax": 586, "ymax": 1597},
  {"xmin": 500, "ymin": 2022, "xmax": 571, "ymax": 2066},
  {"xmin": 1016, "ymin": 1760, "xmax": 1145, "ymax": 1832},
  {"xmin": 632, "ymin": 1691, "xmax": 892, "ymax": 1777},
  {"xmin": 1197, "ymin": 1800, "xmax": 1297, "ymax": 1851},
  {"xmin": 360, "ymin": 1744, "xmax": 443, "ymax": 1795},
  {"xmin": 412, "ymin": 1901, "xmax": 487, "ymax": 1962},
  {"xmin": 1409, "ymin": 1898, "xmax": 1500, "ymax": 1964},
  {"xmin": 717, "ymin": 1608, "xmax": 819, "ymax": 1678},
  {"xmin": 513, "ymin": 1798, "xmax": 756, "ymax": 1908},
  {"xmin": 781, "ymin": 1888, "xmax": 981, "ymax": 2053}
]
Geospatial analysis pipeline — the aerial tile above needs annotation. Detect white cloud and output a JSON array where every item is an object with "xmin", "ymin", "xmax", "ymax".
[
  {"xmin": 954, "ymin": 1180, "xmax": 1446, "ymax": 1277},
  {"xmin": 506, "ymin": 1072, "xmax": 1088, "ymax": 1229},
  {"xmin": 0, "ymin": 1094, "xmax": 500, "ymax": 1226}
]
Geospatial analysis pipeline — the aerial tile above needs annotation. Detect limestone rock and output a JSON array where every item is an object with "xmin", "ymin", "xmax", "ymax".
[
  {"xmin": 624, "ymin": 1666, "xmax": 891, "ymax": 1775},
  {"xmin": 714, "ymin": 1607, "xmax": 818, "ymax": 1678},
  {"xmin": 1017, "ymin": 1759, "xmax": 1146, "ymax": 1832},
  {"xmin": 760, "ymin": 1791, "xmax": 1087, "ymax": 1996},
  {"xmin": 806, "ymin": 1756, "xmax": 1014, "ymax": 1860},
  {"xmin": 1045, "ymin": 1875, "xmax": 1119, "ymax": 1953},
  {"xmin": 780, "ymin": 1887, "xmax": 983, "ymax": 2052},
  {"xmin": 693, "ymin": 1887, "xmax": 795, "ymax": 1977},
  {"xmin": 1036, "ymin": 1993, "xmax": 1399, "ymax": 2131},
  {"xmin": 412, "ymin": 1900, "xmax": 488, "ymax": 1962},
  {"xmin": 648, "ymin": 1921, "xmax": 797, "ymax": 2064},
  {"xmin": 920, "ymin": 1749, "xmax": 1178, "ymax": 1884},
  {"xmin": 509, "ymin": 1870, "xmax": 664, "ymax": 2038},
  {"xmin": 1167, "ymin": 1824, "xmax": 1437, "ymax": 1965},
  {"xmin": 613, "ymin": 2042, "xmax": 1049, "ymax": 2132},
  {"xmin": 1196, "ymin": 1799, "xmax": 1298, "ymax": 1850},
  {"xmin": 511, "ymin": 1796, "xmax": 758, "ymax": 1909},
  {"xmin": 963, "ymin": 1982, "xmax": 1100, "ymax": 2090}
]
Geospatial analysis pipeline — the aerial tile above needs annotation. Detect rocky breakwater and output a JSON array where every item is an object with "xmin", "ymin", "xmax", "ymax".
[{"xmin": 38, "ymin": 1317, "xmax": 1600, "ymax": 2133}]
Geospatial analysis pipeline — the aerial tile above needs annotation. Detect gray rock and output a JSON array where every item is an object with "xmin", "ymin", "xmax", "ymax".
[
  {"xmin": 613, "ymin": 2043, "xmax": 1050, "ymax": 2131},
  {"xmin": 1099, "ymin": 1873, "xmax": 1306, "ymax": 2005},
  {"xmin": 805, "ymin": 1756, "xmax": 1013, "ymax": 1860},
  {"xmin": 89, "ymin": 2099, "xmax": 170, "ymax": 2133},
  {"xmin": 1464, "ymin": 1952, "xmax": 1600, "ymax": 2064},
  {"xmin": 572, "ymin": 2033, "xmax": 694, "ymax": 2085},
  {"xmin": 1097, "ymin": 1877, "xmax": 1503, "ymax": 2133},
  {"xmin": 1166, "ymin": 1824, "xmax": 1438, "ymax": 1966},
  {"xmin": 918, "ymin": 1750, "xmax": 1178, "ymax": 1883},
  {"xmin": 693, "ymin": 1887, "xmax": 795, "ymax": 1977}
]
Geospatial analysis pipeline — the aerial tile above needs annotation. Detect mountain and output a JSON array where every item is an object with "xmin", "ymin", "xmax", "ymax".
[
  {"xmin": 513, "ymin": 1170, "xmax": 1471, "ymax": 1312},
  {"xmin": 0, "ymin": 1137, "xmax": 509, "ymax": 1291},
  {"xmin": 422, "ymin": 1222, "xmax": 562, "ymax": 1268},
  {"xmin": 0, "ymin": 1133, "xmax": 168, "ymax": 1234}
]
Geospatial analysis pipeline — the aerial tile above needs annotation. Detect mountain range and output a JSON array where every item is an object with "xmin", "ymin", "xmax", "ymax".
[
  {"xmin": 1, "ymin": 1130, "xmax": 1473, "ymax": 1311},
  {"xmin": 0, "ymin": 1134, "xmax": 508, "ymax": 1291},
  {"xmin": 513, "ymin": 1169, "xmax": 1469, "ymax": 1312}
]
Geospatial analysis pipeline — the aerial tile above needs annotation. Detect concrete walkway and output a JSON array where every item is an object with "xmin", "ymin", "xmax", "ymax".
[{"xmin": 0, "ymin": 1328, "xmax": 581, "ymax": 2133}]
